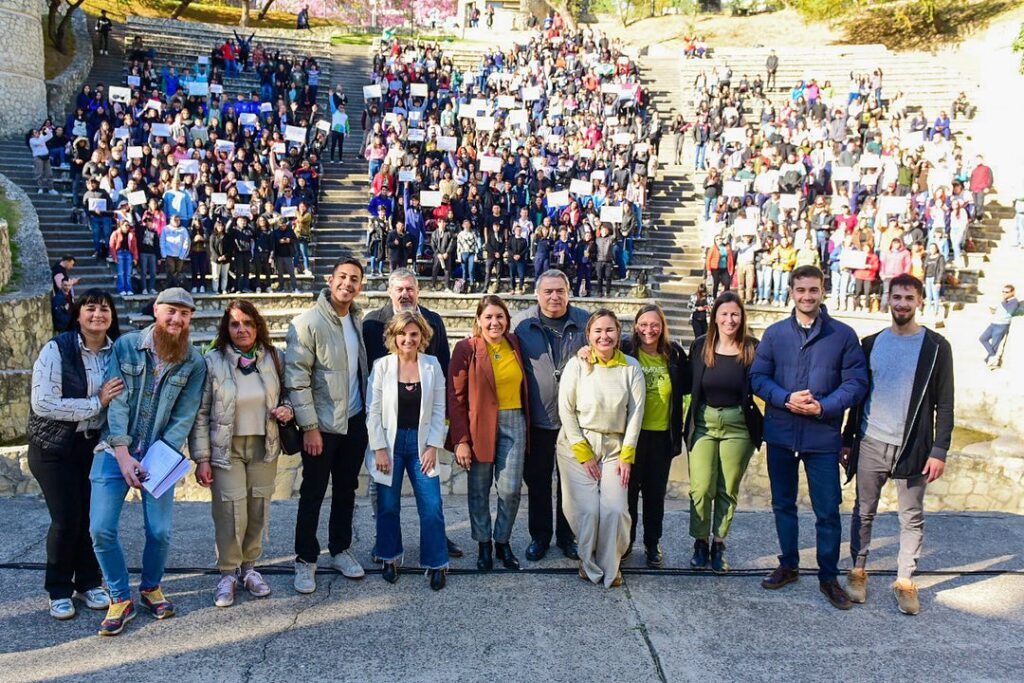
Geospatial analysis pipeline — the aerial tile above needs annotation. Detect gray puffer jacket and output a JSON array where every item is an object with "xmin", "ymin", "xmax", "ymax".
[{"xmin": 189, "ymin": 345, "xmax": 287, "ymax": 468}]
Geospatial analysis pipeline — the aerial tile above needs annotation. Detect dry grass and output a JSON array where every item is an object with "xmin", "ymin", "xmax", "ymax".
[
  {"xmin": 81, "ymin": 0, "xmax": 340, "ymax": 29},
  {"xmin": 44, "ymin": 27, "xmax": 76, "ymax": 80}
]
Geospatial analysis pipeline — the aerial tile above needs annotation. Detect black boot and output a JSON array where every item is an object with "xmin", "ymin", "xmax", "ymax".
[
  {"xmin": 494, "ymin": 542, "xmax": 521, "ymax": 570},
  {"xmin": 710, "ymin": 541, "xmax": 729, "ymax": 574},
  {"xmin": 690, "ymin": 539, "xmax": 710, "ymax": 569},
  {"xmin": 428, "ymin": 568, "xmax": 447, "ymax": 591},
  {"xmin": 382, "ymin": 561, "xmax": 399, "ymax": 584},
  {"xmin": 477, "ymin": 542, "xmax": 493, "ymax": 571}
]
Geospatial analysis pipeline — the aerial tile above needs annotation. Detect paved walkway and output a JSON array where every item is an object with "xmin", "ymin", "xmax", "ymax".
[{"xmin": 0, "ymin": 496, "xmax": 1021, "ymax": 682}]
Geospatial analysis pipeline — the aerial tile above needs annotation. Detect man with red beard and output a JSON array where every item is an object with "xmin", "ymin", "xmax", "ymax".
[{"xmin": 89, "ymin": 288, "xmax": 207, "ymax": 636}]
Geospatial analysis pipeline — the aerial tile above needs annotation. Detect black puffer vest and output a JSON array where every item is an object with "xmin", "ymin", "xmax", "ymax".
[{"xmin": 26, "ymin": 332, "xmax": 89, "ymax": 453}]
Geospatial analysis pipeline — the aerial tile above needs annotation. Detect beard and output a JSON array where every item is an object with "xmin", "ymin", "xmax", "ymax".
[
  {"xmin": 154, "ymin": 323, "xmax": 191, "ymax": 364},
  {"xmin": 891, "ymin": 308, "xmax": 916, "ymax": 327}
]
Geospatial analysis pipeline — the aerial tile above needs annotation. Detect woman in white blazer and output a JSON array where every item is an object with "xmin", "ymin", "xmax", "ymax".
[{"xmin": 365, "ymin": 310, "xmax": 449, "ymax": 590}]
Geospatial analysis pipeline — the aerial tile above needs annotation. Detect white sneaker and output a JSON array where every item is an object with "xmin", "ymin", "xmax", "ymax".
[
  {"xmin": 199, "ymin": 286, "xmax": 206, "ymax": 293},
  {"xmin": 38, "ymin": 189, "xmax": 44, "ymax": 194},
  {"xmin": 48, "ymin": 189, "xmax": 60, "ymax": 195},
  {"xmin": 49, "ymin": 598, "xmax": 75, "ymax": 620},
  {"xmin": 78, "ymin": 587, "xmax": 110, "ymax": 610},
  {"xmin": 330, "ymin": 549, "xmax": 365, "ymax": 579},
  {"xmin": 214, "ymin": 574, "xmax": 237, "ymax": 607},
  {"xmin": 294, "ymin": 560, "xmax": 317, "ymax": 594}
]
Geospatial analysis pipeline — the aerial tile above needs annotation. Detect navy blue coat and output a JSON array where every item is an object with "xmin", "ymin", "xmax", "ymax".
[{"xmin": 750, "ymin": 307, "xmax": 868, "ymax": 453}]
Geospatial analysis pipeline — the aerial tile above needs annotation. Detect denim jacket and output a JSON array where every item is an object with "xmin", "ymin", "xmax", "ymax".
[{"xmin": 98, "ymin": 325, "xmax": 207, "ymax": 454}]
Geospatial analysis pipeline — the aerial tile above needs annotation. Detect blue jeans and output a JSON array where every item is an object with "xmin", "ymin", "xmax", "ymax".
[
  {"xmin": 925, "ymin": 276, "xmax": 942, "ymax": 316},
  {"xmin": 1014, "ymin": 212, "xmax": 1024, "ymax": 247},
  {"xmin": 460, "ymin": 252, "xmax": 476, "ymax": 284},
  {"xmin": 772, "ymin": 269, "xmax": 789, "ymax": 304},
  {"xmin": 703, "ymin": 195, "xmax": 714, "ymax": 221},
  {"xmin": 225, "ymin": 59, "xmax": 238, "ymax": 78},
  {"xmin": 616, "ymin": 238, "xmax": 633, "ymax": 278},
  {"xmin": 368, "ymin": 158, "xmax": 383, "ymax": 182},
  {"xmin": 89, "ymin": 449, "xmax": 176, "ymax": 601},
  {"xmin": 980, "ymin": 323, "xmax": 1010, "ymax": 360},
  {"xmin": 758, "ymin": 265, "xmax": 773, "ymax": 301},
  {"xmin": 89, "ymin": 215, "xmax": 112, "ymax": 256},
  {"xmin": 467, "ymin": 409, "xmax": 525, "ymax": 543},
  {"xmin": 375, "ymin": 428, "xmax": 448, "ymax": 569},
  {"xmin": 695, "ymin": 143, "xmax": 707, "ymax": 169},
  {"xmin": 116, "ymin": 251, "xmax": 134, "ymax": 294},
  {"xmin": 139, "ymin": 253, "xmax": 157, "ymax": 292},
  {"xmin": 766, "ymin": 446, "xmax": 842, "ymax": 581},
  {"xmin": 261, "ymin": 83, "xmax": 273, "ymax": 102},
  {"xmin": 631, "ymin": 203, "xmax": 643, "ymax": 239},
  {"xmin": 49, "ymin": 148, "xmax": 66, "ymax": 167},
  {"xmin": 294, "ymin": 238, "xmax": 310, "ymax": 271}
]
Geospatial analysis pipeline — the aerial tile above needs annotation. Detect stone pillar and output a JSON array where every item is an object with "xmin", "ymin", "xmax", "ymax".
[{"xmin": 0, "ymin": 0, "xmax": 48, "ymax": 137}]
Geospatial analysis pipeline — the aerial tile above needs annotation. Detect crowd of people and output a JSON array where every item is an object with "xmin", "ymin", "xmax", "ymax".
[
  {"xmin": 28, "ymin": 33, "xmax": 329, "ymax": 301},
  {"xmin": 27, "ymin": 257, "xmax": 956, "ymax": 635},
  {"xmin": 681, "ymin": 54, "xmax": 994, "ymax": 319},
  {"xmin": 358, "ymin": 20, "xmax": 660, "ymax": 297}
]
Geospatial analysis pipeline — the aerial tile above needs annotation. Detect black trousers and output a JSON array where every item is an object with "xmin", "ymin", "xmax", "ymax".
[
  {"xmin": 628, "ymin": 430, "xmax": 673, "ymax": 547},
  {"xmin": 294, "ymin": 413, "xmax": 369, "ymax": 563},
  {"xmin": 596, "ymin": 261, "xmax": 615, "ymax": 296},
  {"xmin": 26, "ymin": 433, "xmax": 102, "ymax": 600},
  {"xmin": 712, "ymin": 269, "xmax": 732, "ymax": 299},
  {"xmin": 525, "ymin": 426, "xmax": 574, "ymax": 547},
  {"xmin": 329, "ymin": 131, "xmax": 345, "ymax": 160},
  {"xmin": 431, "ymin": 253, "xmax": 453, "ymax": 287},
  {"xmin": 253, "ymin": 255, "xmax": 273, "ymax": 290}
]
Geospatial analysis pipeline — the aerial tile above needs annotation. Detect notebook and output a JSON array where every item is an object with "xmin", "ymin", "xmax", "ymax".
[{"xmin": 140, "ymin": 440, "xmax": 191, "ymax": 498}]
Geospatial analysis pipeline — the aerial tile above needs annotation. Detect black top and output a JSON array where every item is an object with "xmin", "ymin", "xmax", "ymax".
[
  {"xmin": 701, "ymin": 354, "xmax": 746, "ymax": 408},
  {"xmin": 684, "ymin": 336, "xmax": 764, "ymax": 451},
  {"xmin": 397, "ymin": 381, "xmax": 421, "ymax": 429}
]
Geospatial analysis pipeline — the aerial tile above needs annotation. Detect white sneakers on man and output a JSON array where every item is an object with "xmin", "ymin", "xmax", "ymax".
[
  {"xmin": 294, "ymin": 560, "xmax": 317, "ymax": 594},
  {"xmin": 330, "ymin": 549, "xmax": 365, "ymax": 579},
  {"xmin": 78, "ymin": 587, "xmax": 110, "ymax": 610}
]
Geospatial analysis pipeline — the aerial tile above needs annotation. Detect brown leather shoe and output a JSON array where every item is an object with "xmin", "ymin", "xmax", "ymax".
[
  {"xmin": 846, "ymin": 568, "xmax": 868, "ymax": 603},
  {"xmin": 893, "ymin": 579, "xmax": 920, "ymax": 615},
  {"xmin": 761, "ymin": 565, "xmax": 800, "ymax": 590},
  {"xmin": 609, "ymin": 571, "xmax": 623, "ymax": 588},
  {"xmin": 820, "ymin": 579, "xmax": 853, "ymax": 610}
]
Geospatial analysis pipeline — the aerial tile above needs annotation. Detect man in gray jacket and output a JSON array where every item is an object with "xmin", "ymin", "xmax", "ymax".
[
  {"xmin": 286, "ymin": 258, "xmax": 370, "ymax": 593},
  {"xmin": 512, "ymin": 270, "xmax": 590, "ymax": 562}
]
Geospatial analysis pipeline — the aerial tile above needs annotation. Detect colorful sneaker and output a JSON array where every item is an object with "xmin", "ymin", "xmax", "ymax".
[
  {"xmin": 214, "ymin": 574, "xmax": 237, "ymax": 608},
  {"xmin": 242, "ymin": 569, "xmax": 271, "ymax": 598},
  {"xmin": 140, "ymin": 587, "xmax": 175, "ymax": 619},
  {"xmin": 49, "ymin": 598, "xmax": 76, "ymax": 620},
  {"xmin": 98, "ymin": 599, "xmax": 136, "ymax": 636},
  {"xmin": 78, "ymin": 587, "xmax": 110, "ymax": 610}
]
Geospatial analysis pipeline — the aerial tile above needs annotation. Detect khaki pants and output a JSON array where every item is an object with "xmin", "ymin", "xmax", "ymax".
[
  {"xmin": 211, "ymin": 436, "xmax": 277, "ymax": 574},
  {"xmin": 557, "ymin": 430, "xmax": 630, "ymax": 587},
  {"xmin": 736, "ymin": 263, "xmax": 756, "ymax": 303}
]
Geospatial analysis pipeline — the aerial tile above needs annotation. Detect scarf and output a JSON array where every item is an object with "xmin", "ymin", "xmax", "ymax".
[{"xmin": 233, "ymin": 344, "xmax": 259, "ymax": 375}]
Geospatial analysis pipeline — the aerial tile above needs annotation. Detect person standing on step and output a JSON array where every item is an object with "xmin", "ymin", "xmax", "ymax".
[
  {"xmin": 765, "ymin": 50, "xmax": 779, "ymax": 91},
  {"xmin": 750, "ymin": 265, "xmax": 868, "ymax": 611},
  {"xmin": 979, "ymin": 284, "xmax": 1019, "ymax": 369},
  {"xmin": 684, "ymin": 292, "xmax": 762, "ymax": 574},
  {"xmin": 448, "ymin": 295, "xmax": 531, "ymax": 573},
  {"xmin": 430, "ymin": 218, "xmax": 457, "ymax": 291},
  {"xmin": 89, "ymin": 288, "xmax": 206, "ymax": 636},
  {"xmin": 841, "ymin": 274, "xmax": 954, "ymax": 615},
  {"xmin": 512, "ymin": 270, "xmax": 587, "ymax": 563},
  {"xmin": 28, "ymin": 290, "xmax": 123, "ymax": 621},
  {"xmin": 286, "ymin": 258, "xmax": 370, "ymax": 594},
  {"xmin": 96, "ymin": 11, "xmax": 113, "ymax": 56}
]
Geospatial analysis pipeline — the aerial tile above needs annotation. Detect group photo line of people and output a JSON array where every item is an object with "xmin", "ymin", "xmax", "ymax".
[{"xmin": 29, "ymin": 257, "xmax": 953, "ymax": 636}]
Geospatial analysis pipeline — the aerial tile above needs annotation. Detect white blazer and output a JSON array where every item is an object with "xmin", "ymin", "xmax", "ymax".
[{"xmin": 364, "ymin": 353, "xmax": 448, "ymax": 487}]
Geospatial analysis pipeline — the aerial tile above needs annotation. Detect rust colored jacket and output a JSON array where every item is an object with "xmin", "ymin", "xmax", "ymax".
[{"xmin": 446, "ymin": 334, "xmax": 530, "ymax": 463}]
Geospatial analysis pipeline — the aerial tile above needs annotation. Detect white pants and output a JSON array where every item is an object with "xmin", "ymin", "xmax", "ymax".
[{"xmin": 557, "ymin": 430, "xmax": 630, "ymax": 587}]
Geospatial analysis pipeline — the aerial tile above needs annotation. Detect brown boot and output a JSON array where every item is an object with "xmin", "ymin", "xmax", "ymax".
[
  {"xmin": 893, "ymin": 578, "xmax": 920, "ymax": 615},
  {"xmin": 846, "ymin": 568, "xmax": 868, "ymax": 603},
  {"xmin": 819, "ymin": 579, "xmax": 853, "ymax": 610},
  {"xmin": 761, "ymin": 565, "xmax": 800, "ymax": 590}
]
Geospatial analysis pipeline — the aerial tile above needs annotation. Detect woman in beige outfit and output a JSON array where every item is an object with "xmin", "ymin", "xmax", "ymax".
[
  {"xmin": 557, "ymin": 309, "xmax": 646, "ymax": 587},
  {"xmin": 189, "ymin": 300, "xmax": 293, "ymax": 607}
]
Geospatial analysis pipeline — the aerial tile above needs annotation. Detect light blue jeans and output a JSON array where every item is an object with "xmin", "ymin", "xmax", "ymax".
[
  {"xmin": 925, "ymin": 276, "xmax": 942, "ymax": 316},
  {"xmin": 89, "ymin": 449, "xmax": 175, "ymax": 601},
  {"xmin": 758, "ymin": 265, "xmax": 773, "ymax": 301},
  {"xmin": 1014, "ymin": 212, "xmax": 1024, "ymax": 247},
  {"xmin": 772, "ymin": 269, "xmax": 789, "ymax": 304},
  {"xmin": 375, "ymin": 428, "xmax": 448, "ymax": 569}
]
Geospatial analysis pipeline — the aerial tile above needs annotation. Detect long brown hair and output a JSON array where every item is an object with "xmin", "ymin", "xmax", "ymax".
[
  {"xmin": 702, "ymin": 291, "xmax": 756, "ymax": 368},
  {"xmin": 214, "ymin": 299, "xmax": 280, "ymax": 371},
  {"xmin": 472, "ymin": 294, "xmax": 511, "ymax": 337},
  {"xmin": 626, "ymin": 304, "xmax": 671, "ymax": 360}
]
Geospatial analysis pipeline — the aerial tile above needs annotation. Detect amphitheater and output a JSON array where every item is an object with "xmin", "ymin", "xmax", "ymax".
[{"xmin": 0, "ymin": 3, "xmax": 1021, "ymax": 681}]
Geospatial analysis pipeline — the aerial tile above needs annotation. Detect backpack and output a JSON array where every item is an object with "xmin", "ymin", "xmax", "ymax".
[{"xmin": 452, "ymin": 278, "xmax": 467, "ymax": 294}]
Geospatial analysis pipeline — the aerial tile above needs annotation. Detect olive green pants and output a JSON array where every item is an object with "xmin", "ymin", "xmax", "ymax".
[
  {"xmin": 688, "ymin": 405, "xmax": 755, "ymax": 540},
  {"xmin": 210, "ymin": 436, "xmax": 278, "ymax": 574}
]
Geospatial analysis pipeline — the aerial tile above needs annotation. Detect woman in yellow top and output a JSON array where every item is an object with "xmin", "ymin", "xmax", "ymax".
[
  {"xmin": 557, "ymin": 309, "xmax": 646, "ymax": 587},
  {"xmin": 770, "ymin": 235, "xmax": 798, "ymax": 307},
  {"xmin": 447, "ymin": 295, "xmax": 531, "ymax": 572}
]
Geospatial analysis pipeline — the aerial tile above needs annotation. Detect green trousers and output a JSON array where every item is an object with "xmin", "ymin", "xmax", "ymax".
[{"xmin": 688, "ymin": 405, "xmax": 755, "ymax": 540}]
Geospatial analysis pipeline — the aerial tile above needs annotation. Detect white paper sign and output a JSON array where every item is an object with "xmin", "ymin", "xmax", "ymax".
[
  {"xmin": 508, "ymin": 109, "xmax": 529, "ymax": 127},
  {"xmin": 858, "ymin": 153, "xmax": 881, "ymax": 168},
  {"xmin": 398, "ymin": 170, "xmax": 416, "ymax": 182},
  {"xmin": 734, "ymin": 218, "xmax": 757, "ymax": 236},
  {"xmin": 497, "ymin": 95, "xmax": 517, "ymax": 109},
  {"xmin": 548, "ymin": 190, "xmax": 570, "ymax": 207},
  {"xmin": 523, "ymin": 86, "xmax": 542, "ymax": 101},
  {"xmin": 878, "ymin": 196, "xmax": 909, "ymax": 215},
  {"xmin": 724, "ymin": 127, "xmax": 747, "ymax": 144},
  {"xmin": 831, "ymin": 166, "xmax": 856, "ymax": 182},
  {"xmin": 363, "ymin": 84, "xmax": 382, "ymax": 99},
  {"xmin": 475, "ymin": 116, "xmax": 495, "ymax": 131},
  {"xmin": 285, "ymin": 125, "xmax": 307, "ymax": 143},
  {"xmin": 177, "ymin": 159, "xmax": 199, "ymax": 174},
  {"xmin": 479, "ymin": 156, "xmax": 502, "ymax": 173},
  {"xmin": 590, "ymin": 169, "xmax": 605, "ymax": 181},
  {"xmin": 215, "ymin": 140, "xmax": 235, "ymax": 154},
  {"xmin": 600, "ymin": 205, "xmax": 624, "ymax": 223},
  {"xmin": 840, "ymin": 250, "xmax": 868, "ymax": 269},
  {"xmin": 88, "ymin": 198, "xmax": 107, "ymax": 212},
  {"xmin": 127, "ymin": 75, "xmax": 141, "ymax": 87},
  {"xmin": 188, "ymin": 81, "xmax": 209, "ymax": 97},
  {"xmin": 210, "ymin": 84, "xmax": 224, "ymax": 95},
  {"xmin": 613, "ymin": 133, "xmax": 632, "ymax": 146},
  {"xmin": 239, "ymin": 113, "xmax": 258, "ymax": 126},
  {"xmin": 272, "ymin": 142, "xmax": 285, "ymax": 154},
  {"xmin": 280, "ymin": 205, "xmax": 298, "ymax": 218},
  {"xmin": 437, "ymin": 136, "xmax": 457, "ymax": 152},
  {"xmin": 211, "ymin": 192, "xmax": 228, "ymax": 205},
  {"xmin": 601, "ymin": 83, "xmax": 621, "ymax": 95},
  {"xmin": 410, "ymin": 83, "xmax": 428, "ymax": 98},
  {"xmin": 150, "ymin": 123, "xmax": 171, "ymax": 138},
  {"xmin": 127, "ymin": 146, "xmax": 144, "ymax": 159},
  {"xmin": 113, "ymin": 127, "xmax": 130, "ymax": 140},
  {"xmin": 578, "ymin": 148, "xmax": 594, "ymax": 159},
  {"xmin": 109, "ymin": 86, "xmax": 131, "ymax": 103},
  {"xmin": 259, "ymin": 102, "xmax": 272, "ymax": 113},
  {"xmin": 723, "ymin": 181, "xmax": 746, "ymax": 197},
  {"xmin": 197, "ymin": 56, "xmax": 209, "ymax": 65},
  {"xmin": 570, "ymin": 179, "xmax": 592, "ymax": 195},
  {"xmin": 127, "ymin": 191, "xmax": 147, "ymax": 206},
  {"xmin": 236, "ymin": 181, "xmax": 255, "ymax": 195},
  {"xmin": 145, "ymin": 99, "xmax": 162, "ymax": 113},
  {"xmin": 233, "ymin": 205, "xmax": 253, "ymax": 218},
  {"xmin": 316, "ymin": 120, "xmax": 331, "ymax": 132},
  {"xmin": 831, "ymin": 196, "xmax": 849, "ymax": 212},
  {"xmin": 779, "ymin": 193, "xmax": 800, "ymax": 210},
  {"xmin": 407, "ymin": 128, "xmax": 425, "ymax": 142},
  {"xmin": 420, "ymin": 191, "xmax": 442, "ymax": 207}
]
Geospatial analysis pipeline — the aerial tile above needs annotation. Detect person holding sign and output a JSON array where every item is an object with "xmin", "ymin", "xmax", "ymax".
[{"xmin": 89, "ymin": 288, "xmax": 206, "ymax": 635}]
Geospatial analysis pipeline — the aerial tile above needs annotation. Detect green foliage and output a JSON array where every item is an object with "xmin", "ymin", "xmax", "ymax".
[
  {"xmin": 789, "ymin": 0, "xmax": 858, "ymax": 23},
  {"xmin": 1013, "ymin": 21, "xmax": 1024, "ymax": 73},
  {"xmin": 841, "ymin": 0, "xmax": 1014, "ymax": 49}
]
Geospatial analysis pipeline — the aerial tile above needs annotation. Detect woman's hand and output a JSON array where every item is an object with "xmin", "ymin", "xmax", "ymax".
[
  {"xmin": 583, "ymin": 458, "xmax": 602, "ymax": 481},
  {"xmin": 114, "ymin": 447, "xmax": 146, "ymax": 489},
  {"xmin": 195, "ymin": 461, "xmax": 213, "ymax": 487},
  {"xmin": 455, "ymin": 443, "xmax": 472, "ymax": 469},
  {"xmin": 617, "ymin": 461, "xmax": 631, "ymax": 488},
  {"xmin": 420, "ymin": 446, "xmax": 437, "ymax": 474},
  {"xmin": 98, "ymin": 378, "xmax": 125, "ymax": 407},
  {"xmin": 575, "ymin": 345, "xmax": 593, "ymax": 364},
  {"xmin": 271, "ymin": 405, "xmax": 293, "ymax": 423},
  {"xmin": 374, "ymin": 448, "xmax": 390, "ymax": 474}
]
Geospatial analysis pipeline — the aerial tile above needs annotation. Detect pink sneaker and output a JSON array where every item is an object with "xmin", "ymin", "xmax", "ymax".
[{"xmin": 242, "ymin": 569, "xmax": 271, "ymax": 598}]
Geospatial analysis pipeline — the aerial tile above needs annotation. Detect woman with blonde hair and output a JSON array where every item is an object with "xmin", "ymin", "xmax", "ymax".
[
  {"xmin": 366, "ymin": 310, "xmax": 449, "ymax": 590},
  {"xmin": 558, "ymin": 309, "xmax": 646, "ymax": 587},
  {"xmin": 447, "ymin": 295, "xmax": 531, "ymax": 573},
  {"xmin": 684, "ymin": 291, "xmax": 763, "ymax": 573}
]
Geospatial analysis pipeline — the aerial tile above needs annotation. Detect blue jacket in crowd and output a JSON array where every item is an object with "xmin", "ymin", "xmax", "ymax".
[{"xmin": 750, "ymin": 306, "xmax": 869, "ymax": 453}]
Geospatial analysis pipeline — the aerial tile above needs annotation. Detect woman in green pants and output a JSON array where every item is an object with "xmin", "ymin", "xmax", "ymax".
[{"xmin": 683, "ymin": 291, "xmax": 763, "ymax": 573}]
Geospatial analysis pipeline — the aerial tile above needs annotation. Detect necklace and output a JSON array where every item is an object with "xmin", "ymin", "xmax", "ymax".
[{"xmin": 488, "ymin": 341, "xmax": 503, "ymax": 360}]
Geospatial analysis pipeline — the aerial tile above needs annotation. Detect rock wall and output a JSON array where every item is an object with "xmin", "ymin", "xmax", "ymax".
[
  {"xmin": 45, "ymin": 8, "xmax": 94, "ymax": 124},
  {"xmin": 0, "ymin": 219, "xmax": 10, "ymax": 290},
  {"xmin": 0, "ymin": 0, "xmax": 48, "ymax": 137}
]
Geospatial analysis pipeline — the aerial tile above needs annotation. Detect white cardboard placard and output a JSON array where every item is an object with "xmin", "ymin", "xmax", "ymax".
[
  {"xmin": 840, "ymin": 250, "xmax": 868, "ymax": 269},
  {"xmin": 188, "ymin": 81, "xmax": 208, "ymax": 97},
  {"xmin": 410, "ymin": 83, "xmax": 428, "ymax": 98},
  {"xmin": 724, "ymin": 127, "xmax": 747, "ymax": 144},
  {"xmin": 88, "ymin": 198, "xmax": 107, "ymax": 212},
  {"xmin": 239, "ymin": 113, "xmax": 258, "ymax": 126},
  {"xmin": 285, "ymin": 125, "xmax": 307, "ymax": 143},
  {"xmin": 127, "ymin": 75, "xmax": 141, "ymax": 87},
  {"xmin": 420, "ymin": 191, "xmax": 442, "ymax": 207},
  {"xmin": 113, "ymin": 127, "xmax": 130, "ymax": 140},
  {"xmin": 109, "ymin": 86, "xmax": 131, "ymax": 103},
  {"xmin": 779, "ymin": 193, "xmax": 800, "ymax": 210},
  {"xmin": 570, "ymin": 179, "xmax": 592, "ymax": 195},
  {"xmin": 233, "ymin": 205, "xmax": 253, "ymax": 218},
  {"xmin": 734, "ymin": 218, "xmax": 757, "ymax": 236},
  {"xmin": 177, "ymin": 159, "xmax": 199, "ymax": 174},
  {"xmin": 613, "ymin": 133, "xmax": 632, "ymax": 146},
  {"xmin": 280, "ymin": 205, "xmax": 298, "ymax": 217},
  {"xmin": 723, "ymin": 180, "xmax": 746, "ymax": 197},
  {"xmin": 878, "ymin": 196, "xmax": 909, "ymax": 215},
  {"xmin": 437, "ymin": 136, "xmax": 457, "ymax": 151},
  {"xmin": 150, "ymin": 123, "xmax": 171, "ymax": 138},
  {"xmin": 479, "ymin": 156, "xmax": 502, "ymax": 172},
  {"xmin": 236, "ymin": 181, "xmax": 255, "ymax": 195},
  {"xmin": 523, "ymin": 86, "xmax": 542, "ymax": 101},
  {"xmin": 398, "ymin": 170, "xmax": 416, "ymax": 182},
  {"xmin": 600, "ymin": 205, "xmax": 624, "ymax": 223},
  {"xmin": 127, "ymin": 146, "xmax": 144, "ymax": 159},
  {"xmin": 497, "ymin": 95, "xmax": 517, "ymax": 109},
  {"xmin": 316, "ymin": 120, "xmax": 331, "ymax": 132},
  {"xmin": 363, "ymin": 84, "xmax": 382, "ymax": 99},
  {"xmin": 831, "ymin": 166, "xmax": 856, "ymax": 182},
  {"xmin": 548, "ymin": 190, "xmax": 570, "ymax": 207},
  {"xmin": 211, "ymin": 192, "xmax": 228, "ymax": 205},
  {"xmin": 210, "ymin": 84, "xmax": 224, "ymax": 94},
  {"xmin": 475, "ymin": 116, "xmax": 495, "ymax": 131},
  {"xmin": 127, "ymin": 191, "xmax": 147, "ymax": 206}
]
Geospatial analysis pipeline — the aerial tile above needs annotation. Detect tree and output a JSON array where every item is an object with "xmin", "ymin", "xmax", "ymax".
[
  {"xmin": 258, "ymin": 0, "xmax": 280, "ymax": 21},
  {"xmin": 240, "ymin": 0, "xmax": 252, "ymax": 27},
  {"xmin": 170, "ymin": 0, "xmax": 197, "ymax": 20},
  {"xmin": 47, "ymin": 0, "xmax": 86, "ymax": 54}
]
